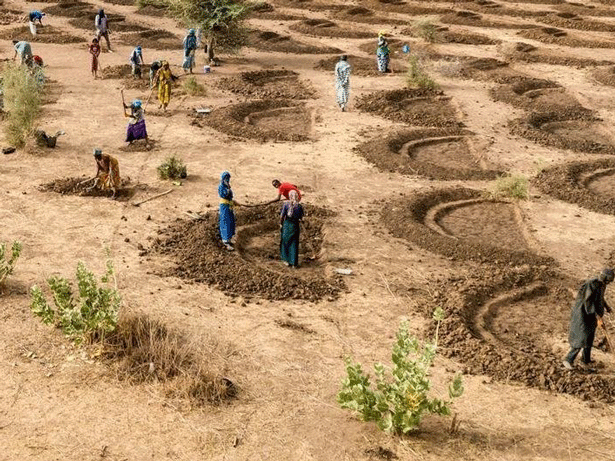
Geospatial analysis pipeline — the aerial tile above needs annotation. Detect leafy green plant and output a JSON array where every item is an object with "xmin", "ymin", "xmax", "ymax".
[
  {"xmin": 406, "ymin": 55, "xmax": 438, "ymax": 90},
  {"xmin": 337, "ymin": 308, "xmax": 464, "ymax": 434},
  {"xmin": 486, "ymin": 173, "xmax": 529, "ymax": 200},
  {"xmin": 1, "ymin": 63, "xmax": 44, "ymax": 147},
  {"xmin": 183, "ymin": 76, "xmax": 206, "ymax": 96},
  {"xmin": 412, "ymin": 18, "xmax": 439, "ymax": 43},
  {"xmin": 157, "ymin": 155, "xmax": 187, "ymax": 180},
  {"xmin": 30, "ymin": 261, "xmax": 120, "ymax": 344},
  {"xmin": 0, "ymin": 241, "xmax": 22, "ymax": 286}
]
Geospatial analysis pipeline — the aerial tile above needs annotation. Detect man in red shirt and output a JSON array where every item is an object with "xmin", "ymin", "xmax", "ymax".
[{"xmin": 270, "ymin": 179, "xmax": 301, "ymax": 202}]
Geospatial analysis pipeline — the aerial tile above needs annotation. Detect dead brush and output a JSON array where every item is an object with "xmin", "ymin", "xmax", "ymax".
[{"xmin": 104, "ymin": 313, "xmax": 236, "ymax": 405}]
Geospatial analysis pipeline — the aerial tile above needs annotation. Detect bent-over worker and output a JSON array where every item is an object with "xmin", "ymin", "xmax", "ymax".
[{"xmin": 91, "ymin": 148, "xmax": 121, "ymax": 199}]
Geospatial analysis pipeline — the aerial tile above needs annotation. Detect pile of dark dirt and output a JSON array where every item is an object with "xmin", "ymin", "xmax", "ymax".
[
  {"xmin": 456, "ymin": 58, "xmax": 525, "ymax": 83},
  {"xmin": 591, "ymin": 66, "xmax": 615, "ymax": 87},
  {"xmin": 533, "ymin": 158, "xmax": 615, "ymax": 215},
  {"xmin": 101, "ymin": 64, "xmax": 151, "ymax": 89},
  {"xmin": 249, "ymin": 29, "xmax": 342, "ymax": 54},
  {"xmin": 440, "ymin": 11, "xmax": 534, "ymax": 29},
  {"xmin": 217, "ymin": 70, "xmax": 316, "ymax": 100},
  {"xmin": 330, "ymin": 6, "xmax": 407, "ymax": 25},
  {"xmin": 193, "ymin": 99, "xmax": 312, "ymax": 142},
  {"xmin": 490, "ymin": 78, "xmax": 586, "ymax": 112},
  {"xmin": 401, "ymin": 25, "xmax": 499, "ymax": 45},
  {"xmin": 0, "ymin": 25, "xmax": 85, "ymax": 43},
  {"xmin": 289, "ymin": 18, "xmax": 374, "ymax": 39},
  {"xmin": 554, "ymin": 2, "xmax": 615, "ymax": 18},
  {"xmin": 367, "ymin": 1, "xmax": 451, "ymax": 15},
  {"xmin": 249, "ymin": 2, "xmax": 302, "ymax": 20},
  {"xmin": 506, "ymin": 43, "xmax": 614, "ymax": 67},
  {"xmin": 68, "ymin": 16, "xmax": 148, "ymax": 32},
  {"xmin": 150, "ymin": 204, "xmax": 344, "ymax": 301},
  {"xmin": 518, "ymin": 27, "xmax": 615, "ymax": 48},
  {"xmin": 39, "ymin": 176, "xmax": 142, "ymax": 201},
  {"xmin": 381, "ymin": 188, "xmax": 553, "ymax": 266},
  {"xmin": 314, "ymin": 54, "xmax": 404, "ymax": 76},
  {"xmin": 464, "ymin": 2, "xmax": 550, "ymax": 18},
  {"xmin": 433, "ymin": 267, "xmax": 615, "ymax": 403},
  {"xmin": 120, "ymin": 29, "xmax": 181, "ymax": 50},
  {"xmin": 509, "ymin": 110, "xmax": 615, "ymax": 155},
  {"xmin": 355, "ymin": 128, "xmax": 501, "ymax": 180},
  {"xmin": 135, "ymin": 4, "xmax": 167, "ymax": 17},
  {"xmin": 539, "ymin": 13, "xmax": 615, "ymax": 32},
  {"xmin": 355, "ymin": 88, "xmax": 461, "ymax": 128},
  {"xmin": 43, "ymin": 1, "xmax": 95, "ymax": 17}
]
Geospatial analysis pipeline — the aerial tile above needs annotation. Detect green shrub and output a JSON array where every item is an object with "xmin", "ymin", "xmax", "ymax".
[
  {"xmin": 487, "ymin": 173, "xmax": 529, "ymax": 200},
  {"xmin": 406, "ymin": 56, "xmax": 438, "ymax": 90},
  {"xmin": 1, "ymin": 64, "xmax": 43, "ymax": 148},
  {"xmin": 30, "ymin": 261, "xmax": 120, "ymax": 344},
  {"xmin": 412, "ymin": 18, "xmax": 439, "ymax": 43},
  {"xmin": 183, "ymin": 76, "xmax": 207, "ymax": 96},
  {"xmin": 157, "ymin": 155, "xmax": 187, "ymax": 180},
  {"xmin": 0, "ymin": 241, "xmax": 22, "ymax": 286},
  {"xmin": 337, "ymin": 308, "xmax": 464, "ymax": 434}
]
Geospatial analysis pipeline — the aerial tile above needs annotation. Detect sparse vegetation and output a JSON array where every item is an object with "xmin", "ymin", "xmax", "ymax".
[
  {"xmin": 0, "ymin": 241, "xmax": 22, "ymax": 286},
  {"xmin": 406, "ymin": 56, "xmax": 438, "ymax": 90},
  {"xmin": 157, "ymin": 155, "xmax": 188, "ymax": 180},
  {"xmin": 1, "ymin": 63, "xmax": 44, "ymax": 148},
  {"xmin": 412, "ymin": 18, "xmax": 439, "ymax": 43},
  {"xmin": 183, "ymin": 76, "xmax": 207, "ymax": 96},
  {"xmin": 337, "ymin": 308, "xmax": 464, "ymax": 434},
  {"xmin": 486, "ymin": 173, "xmax": 529, "ymax": 200}
]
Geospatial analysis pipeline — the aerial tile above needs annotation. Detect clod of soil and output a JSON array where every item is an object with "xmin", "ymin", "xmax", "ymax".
[
  {"xmin": 509, "ymin": 111, "xmax": 615, "ymax": 155},
  {"xmin": 0, "ymin": 25, "xmax": 85, "ymax": 43},
  {"xmin": 289, "ymin": 19, "xmax": 374, "ymax": 39},
  {"xmin": 381, "ymin": 188, "xmax": 553, "ymax": 266},
  {"xmin": 120, "ymin": 29, "xmax": 181, "ymax": 50},
  {"xmin": 39, "ymin": 176, "xmax": 142, "ymax": 201},
  {"xmin": 249, "ymin": 29, "xmax": 342, "ymax": 54},
  {"xmin": 490, "ymin": 78, "xmax": 586, "ymax": 112},
  {"xmin": 193, "ymin": 99, "xmax": 312, "ymax": 142},
  {"xmin": 518, "ymin": 27, "xmax": 615, "ymax": 48},
  {"xmin": 314, "ymin": 54, "xmax": 404, "ymax": 77},
  {"xmin": 150, "ymin": 204, "xmax": 344, "ymax": 301},
  {"xmin": 356, "ymin": 88, "xmax": 461, "ymax": 128},
  {"xmin": 355, "ymin": 128, "xmax": 501, "ymax": 180},
  {"xmin": 533, "ymin": 158, "xmax": 615, "ymax": 215},
  {"xmin": 217, "ymin": 70, "xmax": 316, "ymax": 100}
]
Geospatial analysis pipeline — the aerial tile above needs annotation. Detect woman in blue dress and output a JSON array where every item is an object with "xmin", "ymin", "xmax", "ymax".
[
  {"xmin": 218, "ymin": 171, "xmax": 239, "ymax": 250},
  {"xmin": 280, "ymin": 190, "xmax": 304, "ymax": 267}
]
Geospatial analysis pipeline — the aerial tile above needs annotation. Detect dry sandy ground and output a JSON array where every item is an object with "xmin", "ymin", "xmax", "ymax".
[{"xmin": 3, "ymin": 0, "xmax": 615, "ymax": 459}]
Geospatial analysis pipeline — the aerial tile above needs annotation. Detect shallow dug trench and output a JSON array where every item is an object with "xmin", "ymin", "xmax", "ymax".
[
  {"xmin": 505, "ymin": 42, "xmax": 614, "ymax": 67},
  {"xmin": 330, "ymin": 6, "xmax": 407, "ymax": 25},
  {"xmin": 217, "ymin": 70, "xmax": 316, "ymax": 100},
  {"xmin": 119, "ymin": 29, "xmax": 181, "ymax": 50},
  {"xmin": 355, "ymin": 128, "xmax": 500, "ymax": 180},
  {"xmin": 150, "ymin": 204, "xmax": 344, "ymax": 301},
  {"xmin": 518, "ymin": 27, "xmax": 615, "ymax": 49},
  {"xmin": 381, "ymin": 188, "xmax": 552, "ymax": 266},
  {"xmin": 509, "ymin": 111, "xmax": 615, "ymax": 155},
  {"xmin": 440, "ymin": 11, "xmax": 534, "ymax": 29},
  {"xmin": 289, "ymin": 18, "xmax": 374, "ymax": 39},
  {"xmin": 314, "ymin": 54, "xmax": 404, "ymax": 77},
  {"xmin": 356, "ymin": 88, "xmax": 461, "ymax": 128},
  {"xmin": 39, "ymin": 176, "xmax": 146, "ymax": 201},
  {"xmin": 533, "ymin": 158, "xmax": 615, "ymax": 215},
  {"xmin": 194, "ymin": 99, "xmax": 312, "ymax": 142},
  {"xmin": 248, "ymin": 29, "xmax": 342, "ymax": 54},
  {"xmin": 0, "ymin": 25, "xmax": 85, "ymax": 43},
  {"xmin": 434, "ymin": 267, "xmax": 615, "ymax": 403},
  {"xmin": 457, "ymin": 58, "xmax": 525, "ymax": 83},
  {"xmin": 490, "ymin": 77, "xmax": 586, "ymax": 112},
  {"xmin": 539, "ymin": 13, "xmax": 615, "ymax": 32}
]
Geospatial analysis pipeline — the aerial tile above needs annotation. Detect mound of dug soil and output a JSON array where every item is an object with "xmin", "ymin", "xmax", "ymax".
[
  {"xmin": 518, "ymin": 27, "xmax": 615, "ymax": 49},
  {"xmin": 217, "ymin": 70, "xmax": 316, "ymax": 100},
  {"xmin": 381, "ymin": 188, "xmax": 553, "ymax": 266},
  {"xmin": 464, "ymin": 2, "xmax": 550, "ymax": 18},
  {"xmin": 490, "ymin": 78, "xmax": 585, "ymax": 112},
  {"xmin": 402, "ymin": 26, "xmax": 499, "ymax": 45},
  {"xmin": 120, "ymin": 29, "xmax": 181, "ymax": 50},
  {"xmin": 533, "ymin": 158, "xmax": 615, "ymax": 215},
  {"xmin": 591, "ymin": 66, "xmax": 615, "ymax": 87},
  {"xmin": 539, "ymin": 13, "xmax": 615, "ymax": 32},
  {"xmin": 39, "ymin": 176, "xmax": 144, "ymax": 201},
  {"xmin": 440, "ymin": 11, "xmax": 533, "ymax": 29},
  {"xmin": 68, "ymin": 16, "xmax": 148, "ymax": 33},
  {"xmin": 554, "ymin": 2, "xmax": 615, "ymax": 18},
  {"xmin": 0, "ymin": 8, "xmax": 21, "ymax": 25},
  {"xmin": 355, "ymin": 128, "xmax": 501, "ymax": 180},
  {"xmin": 249, "ymin": 2, "xmax": 302, "ymax": 20},
  {"xmin": 330, "ymin": 6, "xmax": 407, "ymax": 25},
  {"xmin": 356, "ymin": 88, "xmax": 461, "ymax": 128},
  {"xmin": 136, "ymin": 4, "xmax": 168, "ymax": 17},
  {"xmin": 509, "ymin": 111, "xmax": 615, "ymax": 155},
  {"xmin": 249, "ymin": 29, "xmax": 342, "ymax": 54},
  {"xmin": 506, "ymin": 43, "xmax": 615, "ymax": 67},
  {"xmin": 193, "ymin": 99, "xmax": 312, "ymax": 142},
  {"xmin": 435, "ymin": 267, "xmax": 615, "ymax": 403},
  {"xmin": 0, "ymin": 25, "xmax": 85, "ymax": 43},
  {"xmin": 289, "ymin": 19, "xmax": 374, "ymax": 39},
  {"xmin": 43, "ymin": 1, "xmax": 95, "ymax": 17},
  {"xmin": 151, "ymin": 205, "xmax": 344, "ymax": 301},
  {"xmin": 457, "ymin": 57, "xmax": 525, "ymax": 83},
  {"xmin": 314, "ymin": 54, "xmax": 404, "ymax": 76},
  {"xmin": 101, "ymin": 64, "xmax": 152, "ymax": 90}
]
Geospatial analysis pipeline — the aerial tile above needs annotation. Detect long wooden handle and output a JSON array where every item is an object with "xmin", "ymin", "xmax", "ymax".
[{"xmin": 132, "ymin": 189, "xmax": 173, "ymax": 206}]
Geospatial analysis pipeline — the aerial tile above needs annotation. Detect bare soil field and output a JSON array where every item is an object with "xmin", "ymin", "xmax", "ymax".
[{"xmin": 3, "ymin": 0, "xmax": 615, "ymax": 459}]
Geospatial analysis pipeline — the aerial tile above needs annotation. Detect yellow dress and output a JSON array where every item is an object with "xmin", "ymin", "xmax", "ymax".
[
  {"xmin": 97, "ymin": 154, "xmax": 121, "ymax": 189},
  {"xmin": 157, "ymin": 68, "xmax": 172, "ymax": 105}
]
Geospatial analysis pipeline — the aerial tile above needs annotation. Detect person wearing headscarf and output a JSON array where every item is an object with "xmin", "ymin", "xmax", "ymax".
[
  {"xmin": 376, "ymin": 31, "xmax": 390, "ymax": 73},
  {"xmin": 563, "ymin": 268, "xmax": 614, "ymax": 370},
  {"xmin": 90, "ymin": 148, "xmax": 120, "ymax": 199},
  {"xmin": 149, "ymin": 60, "xmax": 162, "ymax": 88},
  {"xmin": 182, "ymin": 29, "xmax": 198, "ymax": 73},
  {"xmin": 334, "ymin": 55, "xmax": 351, "ymax": 112},
  {"xmin": 279, "ymin": 190, "xmax": 304, "ymax": 268},
  {"xmin": 28, "ymin": 11, "xmax": 45, "ymax": 36},
  {"xmin": 123, "ymin": 99, "xmax": 148, "ymax": 146},
  {"xmin": 154, "ymin": 60, "xmax": 175, "ymax": 111},
  {"xmin": 95, "ymin": 9, "xmax": 112, "ymax": 52},
  {"xmin": 12, "ymin": 40, "xmax": 33, "ymax": 66},
  {"xmin": 89, "ymin": 37, "xmax": 101, "ymax": 78},
  {"xmin": 129, "ymin": 46, "xmax": 143, "ymax": 79},
  {"xmin": 218, "ymin": 171, "xmax": 239, "ymax": 250}
]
